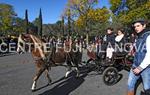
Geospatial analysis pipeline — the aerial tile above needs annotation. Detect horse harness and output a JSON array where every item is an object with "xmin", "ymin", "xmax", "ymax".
[{"xmin": 34, "ymin": 47, "xmax": 74, "ymax": 68}]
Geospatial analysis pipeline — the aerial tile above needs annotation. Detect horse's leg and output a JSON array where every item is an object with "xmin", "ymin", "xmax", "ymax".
[
  {"xmin": 45, "ymin": 68, "xmax": 52, "ymax": 85},
  {"xmin": 73, "ymin": 52, "xmax": 81, "ymax": 77},
  {"xmin": 75, "ymin": 66, "xmax": 80, "ymax": 77},
  {"xmin": 31, "ymin": 63, "xmax": 46, "ymax": 91},
  {"xmin": 65, "ymin": 60, "xmax": 72, "ymax": 78},
  {"xmin": 74, "ymin": 60, "xmax": 80, "ymax": 77}
]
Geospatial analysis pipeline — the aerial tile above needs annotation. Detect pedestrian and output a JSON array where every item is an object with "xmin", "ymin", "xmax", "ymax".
[{"xmin": 127, "ymin": 19, "xmax": 150, "ymax": 95}]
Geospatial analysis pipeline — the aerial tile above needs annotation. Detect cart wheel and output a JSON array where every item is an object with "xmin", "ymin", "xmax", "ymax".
[{"xmin": 103, "ymin": 67, "xmax": 118, "ymax": 86}]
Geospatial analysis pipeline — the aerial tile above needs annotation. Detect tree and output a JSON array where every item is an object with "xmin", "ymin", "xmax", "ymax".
[
  {"xmin": 12, "ymin": 17, "xmax": 26, "ymax": 35},
  {"xmin": 32, "ymin": 8, "xmax": 43, "ymax": 37},
  {"xmin": 32, "ymin": 18, "xmax": 39, "ymax": 27},
  {"xmin": 63, "ymin": 0, "xmax": 99, "ymax": 43},
  {"xmin": 66, "ymin": 0, "xmax": 98, "ymax": 17},
  {"xmin": 67, "ymin": 9, "xmax": 71, "ymax": 35},
  {"xmin": 66, "ymin": 0, "xmax": 98, "ymax": 27},
  {"xmin": 61, "ymin": 16, "xmax": 65, "ymax": 35},
  {"xmin": 109, "ymin": 0, "xmax": 122, "ymax": 14},
  {"xmin": 39, "ymin": 8, "xmax": 43, "ymax": 38},
  {"xmin": 42, "ymin": 21, "xmax": 64, "ymax": 36},
  {"xmin": 75, "ymin": 7, "xmax": 110, "ymax": 28},
  {"xmin": 32, "ymin": 17, "xmax": 40, "ymax": 35},
  {"xmin": 25, "ymin": 9, "xmax": 29, "ymax": 34},
  {"xmin": 28, "ymin": 22, "xmax": 38, "ymax": 35},
  {"xmin": 0, "ymin": 3, "xmax": 17, "ymax": 35},
  {"xmin": 109, "ymin": 0, "xmax": 150, "ymax": 27}
]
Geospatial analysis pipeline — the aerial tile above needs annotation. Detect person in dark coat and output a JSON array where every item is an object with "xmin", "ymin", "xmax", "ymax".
[{"xmin": 105, "ymin": 27, "xmax": 115, "ymax": 61}]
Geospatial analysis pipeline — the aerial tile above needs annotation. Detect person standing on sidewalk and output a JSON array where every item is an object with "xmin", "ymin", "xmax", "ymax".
[{"xmin": 127, "ymin": 19, "xmax": 150, "ymax": 95}]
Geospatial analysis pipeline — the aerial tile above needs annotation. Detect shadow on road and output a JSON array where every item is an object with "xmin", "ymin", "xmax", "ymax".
[
  {"xmin": 0, "ymin": 52, "xmax": 16, "ymax": 57},
  {"xmin": 116, "ymin": 74, "xmax": 123, "ymax": 84},
  {"xmin": 34, "ymin": 76, "xmax": 66, "ymax": 92},
  {"xmin": 38, "ymin": 68, "xmax": 91, "ymax": 95}
]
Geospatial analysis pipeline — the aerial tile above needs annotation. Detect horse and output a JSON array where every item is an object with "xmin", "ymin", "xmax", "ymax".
[{"xmin": 17, "ymin": 34, "xmax": 82, "ymax": 91}]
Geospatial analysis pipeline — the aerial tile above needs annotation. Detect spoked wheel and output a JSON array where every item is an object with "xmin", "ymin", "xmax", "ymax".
[{"xmin": 103, "ymin": 67, "xmax": 118, "ymax": 86}]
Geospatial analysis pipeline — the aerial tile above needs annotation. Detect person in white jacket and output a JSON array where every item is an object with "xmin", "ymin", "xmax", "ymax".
[{"xmin": 115, "ymin": 28, "xmax": 127, "ymax": 53}]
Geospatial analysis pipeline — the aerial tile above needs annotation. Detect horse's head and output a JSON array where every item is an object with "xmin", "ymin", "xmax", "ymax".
[
  {"xmin": 17, "ymin": 34, "xmax": 32, "ymax": 54},
  {"xmin": 17, "ymin": 34, "xmax": 46, "ymax": 59}
]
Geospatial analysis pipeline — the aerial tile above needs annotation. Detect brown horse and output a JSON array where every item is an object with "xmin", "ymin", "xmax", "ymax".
[{"xmin": 17, "ymin": 34, "xmax": 82, "ymax": 91}]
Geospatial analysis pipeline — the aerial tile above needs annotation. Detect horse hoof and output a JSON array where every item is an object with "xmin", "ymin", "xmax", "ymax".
[
  {"xmin": 65, "ymin": 71, "xmax": 71, "ymax": 78},
  {"xmin": 75, "ymin": 74, "xmax": 80, "ymax": 78},
  {"xmin": 48, "ymin": 80, "xmax": 52, "ymax": 84},
  {"xmin": 31, "ymin": 88, "xmax": 36, "ymax": 92},
  {"xmin": 65, "ymin": 75, "xmax": 68, "ymax": 78},
  {"xmin": 48, "ymin": 82, "xmax": 52, "ymax": 85}
]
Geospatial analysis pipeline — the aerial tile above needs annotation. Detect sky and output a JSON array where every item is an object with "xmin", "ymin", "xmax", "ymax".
[{"xmin": 1, "ymin": 0, "xmax": 110, "ymax": 24}]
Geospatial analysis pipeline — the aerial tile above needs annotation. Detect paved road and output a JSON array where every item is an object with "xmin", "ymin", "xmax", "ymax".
[{"xmin": 0, "ymin": 52, "xmax": 143, "ymax": 95}]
